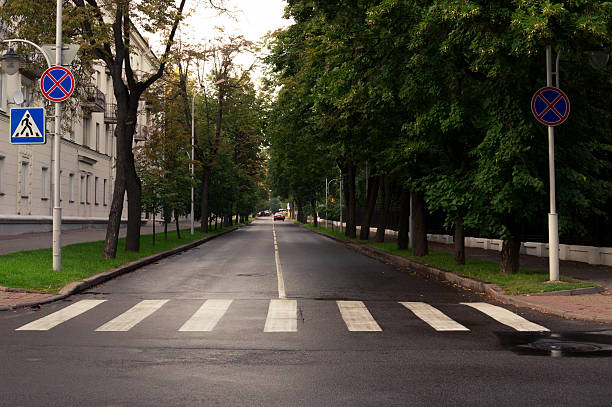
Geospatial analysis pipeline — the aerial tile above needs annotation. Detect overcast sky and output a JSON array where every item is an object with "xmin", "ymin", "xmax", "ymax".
[{"xmin": 165, "ymin": 0, "xmax": 292, "ymax": 86}]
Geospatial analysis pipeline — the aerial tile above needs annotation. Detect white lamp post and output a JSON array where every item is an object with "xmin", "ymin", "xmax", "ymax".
[{"xmin": 190, "ymin": 92, "xmax": 195, "ymax": 235}]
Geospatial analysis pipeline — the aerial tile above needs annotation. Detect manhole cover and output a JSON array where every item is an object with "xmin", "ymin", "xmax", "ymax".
[
  {"xmin": 496, "ymin": 331, "xmax": 612, "ymax": 357},
  {"xmin": 524, "ymin": 340, "xmax": 602, "ymax": 353}
]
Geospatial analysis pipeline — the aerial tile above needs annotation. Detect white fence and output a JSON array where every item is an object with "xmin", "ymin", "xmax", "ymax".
[{"xmin": 318, "ymin": 218, "xmax": 612, "ymax": 267}]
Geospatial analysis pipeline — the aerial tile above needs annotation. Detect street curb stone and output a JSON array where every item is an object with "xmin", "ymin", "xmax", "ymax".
[
  {"xmin": 297, "ymin": 222, "xmax": 611, "ymax": 324},
  {"xmin": 0, "ymin": 222, "xmax": 252, "ymax": 311}
]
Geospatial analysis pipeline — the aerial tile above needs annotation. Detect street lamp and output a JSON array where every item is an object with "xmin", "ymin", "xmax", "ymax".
[
  {"xmin": 190, "ymin": 92, "xmax": 196, "ymax": 235},
  {"xmin": 325, "ymin": 174, "xmax": 342, "ymax": 231},
  {"xmin": 325, "ymin": 177, "xmax": 339, "ymax": 229},
  {"xmin": 585, "ymin": 45, "xmax": 609, "ymax": 71},
  {"xmin": 1, "ymin": 48, "xmax": 21, "ymax": 75}
]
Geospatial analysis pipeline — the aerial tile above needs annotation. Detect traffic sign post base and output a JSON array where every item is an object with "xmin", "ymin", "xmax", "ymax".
[
  {"xmin": 53, "ymin": 207, "xmax": 61, "ymax": 271},
  {"xmin": 548, "ymin": 213, "xmax": 559, "ymax": 282}
]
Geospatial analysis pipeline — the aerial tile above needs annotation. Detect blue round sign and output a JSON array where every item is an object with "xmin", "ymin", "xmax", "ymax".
[
  {"xmin": 531, "ymin": 86, "xmax": 570, "ymax": 127},
  {"xmin": 40, "ymin": 66, "xmax": 75, "ymax": 102}
]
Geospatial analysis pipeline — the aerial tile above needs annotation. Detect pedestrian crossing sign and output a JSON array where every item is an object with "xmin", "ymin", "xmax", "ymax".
[{"xmin": 10, "ymin": 107, "xmax": 46, "ymax": 144}]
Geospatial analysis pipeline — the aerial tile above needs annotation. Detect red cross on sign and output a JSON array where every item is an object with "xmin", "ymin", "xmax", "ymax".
[{"xmin": 40, "ymin": 66, "xmax": 75, "ymax": 102}]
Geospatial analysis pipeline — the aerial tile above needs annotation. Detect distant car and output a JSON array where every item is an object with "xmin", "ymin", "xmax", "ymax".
[{"xmin": 274, "ymin": 213, "xmax": 285, "ymax": 221}]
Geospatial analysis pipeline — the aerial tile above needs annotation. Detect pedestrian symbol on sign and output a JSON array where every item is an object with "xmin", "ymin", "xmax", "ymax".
[
  {"xmin": 18, "ymin": 113, "xmax": 38, "ymax": 137},
  {"xmin": 10, "ymin": 107, "xmax": 46, "ymax": 144}
]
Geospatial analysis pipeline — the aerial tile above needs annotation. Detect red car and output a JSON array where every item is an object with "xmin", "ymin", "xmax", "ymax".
[{"xmin": 274, "ymin": 213, "xmax": 285, "ymax": 221}]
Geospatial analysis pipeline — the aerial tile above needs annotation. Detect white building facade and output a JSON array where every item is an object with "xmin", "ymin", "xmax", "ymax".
[{"xmin": 0, "ymin": 31, "xmax": 156, "ymax": 236}]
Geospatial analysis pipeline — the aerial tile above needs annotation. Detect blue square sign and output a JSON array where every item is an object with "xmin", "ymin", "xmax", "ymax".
[{"xmin": 10, "ymin": 107, "xmax": 46, "ymax": 144}]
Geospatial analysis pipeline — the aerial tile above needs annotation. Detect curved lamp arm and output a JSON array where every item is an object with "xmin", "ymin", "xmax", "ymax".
[{"xmin": 2, "ymin": 39, "xmax": 52, "ymax": 68}]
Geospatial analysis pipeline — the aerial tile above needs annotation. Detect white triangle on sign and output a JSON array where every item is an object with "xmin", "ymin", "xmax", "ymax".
[{"xmin": 12, "ymin": 110, "xmax": 43, "ymax": 139}]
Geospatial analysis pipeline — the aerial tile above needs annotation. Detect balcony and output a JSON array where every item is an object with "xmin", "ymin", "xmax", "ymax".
[
  {"xmin": 83, "ymin": 86, "xmax": 106, "ymax": 113},
  {"xmin": 134, "ymin": 124, "xmax": 149, "ymax": 143},
  {"xmin": 104, "ymin": 103, "xmax": 117, "ymax": 124}
]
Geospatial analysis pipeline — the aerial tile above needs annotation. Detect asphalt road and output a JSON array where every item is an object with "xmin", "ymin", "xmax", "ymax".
[{"xmin": 1, "ymin": 218, "xmax": 610, "ymax": 406}]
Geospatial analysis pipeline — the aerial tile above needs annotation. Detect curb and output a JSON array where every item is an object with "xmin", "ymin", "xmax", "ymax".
[
  {"xmin": 0, "ymin": 222, "xmax": 252, "ymax": 311},
  {"xmin": 297, "ymin": 223, "xmax": 612, "ymax": 324}
]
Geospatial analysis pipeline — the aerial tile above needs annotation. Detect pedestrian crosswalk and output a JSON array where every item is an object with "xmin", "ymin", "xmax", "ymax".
[{"xmin": 14, "ymin": 299, "xmax": 550, "ymax": 333}]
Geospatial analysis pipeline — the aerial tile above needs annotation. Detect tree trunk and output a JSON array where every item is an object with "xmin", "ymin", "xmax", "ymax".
[
  {"xmin": 501, "ymin": 238, "xmax": 521, "ymax": 274},
  {"xmin": 454, "ymin": 217, "xmax": 465, "ymax": 265},
  {"xmin": 411, "ymin": 191, "xmax": 428, "ymax": 257},
  {"xmin": 200, "ymin": 166, "xmax": 211, "ymax": 233},
  {"xmin": 175, "ymin": 214, "xmax": 181, "ymax": 239},
  {"xmin": 152, "ymin": 211, "xmax": 156, "ymax": 247},
  {"xmin": 344, "ymin": 162, "xmax": 357, "ymax": 238},
  {"xmin": 398, "ymin": 188, "xmax": 410, "ymax": 250},
  {"xmin": 296, "ymin": 200, "xmax": 305, "ymax": 223},
  {"xmin": 125, "ymin": 145, "xmax": 142, "ymax": 252},
  {"xmin": 100, "ymin": 0, "xmax": 186, "ymax": 259},
  {"xmin": 375, "ymin": 174, "xmax": 391, "ymax": 243},
  {"xmin": 311, "ymin": 199, "xmax": 318, "ymax": 227},
  {"xmin": 164, "ymin": 216, "xmax": 168, "ymax": 241},
  {"xmin": 102, "ymin": 113, "xmax": 128, "ymax": 259},
  {"xmin": 360, "ymin": 173, "xmax": 380, "ymax": 240}
]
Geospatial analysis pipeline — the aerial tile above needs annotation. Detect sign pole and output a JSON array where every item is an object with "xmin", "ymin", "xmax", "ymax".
[
  {"xmin": 546, "ymin": 45, "xmax": 559, "ymax": 282},
  {"xmin": 52, "ymin": 0, "xmax": 62, "ymax": 271}
]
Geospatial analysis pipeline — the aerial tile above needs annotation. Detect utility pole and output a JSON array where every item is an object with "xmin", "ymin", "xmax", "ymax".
[
  {"xmin": 546, "ymin": 45, "xmax": 560, "ymax": 282},
  {"xmin": 52, "ymin": 0, "xmax": 63, "ymax": 271}
]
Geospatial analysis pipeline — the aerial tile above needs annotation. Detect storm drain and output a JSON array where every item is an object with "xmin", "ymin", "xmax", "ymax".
[{"xmin": 496, "ymin": 331, "xmax": 612, "ymax": 357}]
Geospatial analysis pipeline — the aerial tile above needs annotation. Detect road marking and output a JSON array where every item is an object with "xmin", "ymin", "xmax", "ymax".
[
  {"xmin": 272, "ymin": 222, "xmax": 287, "ymax": 299},
  {"xmin": 16, "ymin": 299, "xmax": 106, "ymax": 331},
  {"xmin": 462, "ymin": 302, "xmax": 550, "ymax": 331},
  {"xmin": 337, "ymin": 301, "xmax": 382, "ymax": 332},
  {"xmin": 179, "ymin": 299, "xmax": 233, "ymax": 332},
  {"xmin": 264, "ymin": 299, "xmax": 297, "ymax": 332},
  {"xmin": 95, "ymin": 300, "xmax": 168, "ymax": 332},
  {"xmin": 399, "ymin": 302, "xmax": 469, "ymax": 331}
]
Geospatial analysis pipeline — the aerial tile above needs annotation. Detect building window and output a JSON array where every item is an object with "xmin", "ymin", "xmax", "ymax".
[
  {"xmin": 94, "ymin": 176, "xmax": 99, "ymax": 204},
  {"xmin": 80, "ymin": 174, "xmax": 85, "ymax": 203},
  {"xmin": 69, "ymin": 173, "xmax": 75, "ymax": 202},
  {"xmin": 21, "ymin": 161, "xmax": 29, "ymax": 198},
  {"xmin": 105, "ymin": 124, "xmax": 112, "ymax": 155},
  {"xmin": 41, "ymin": 167, "xmax": 49, "ymax": 200},
  {"xmin": 86, "ymin": 174, "xmax": 91, "ymax": 204},
  {"xmin": 0, "ymin": 154, "xmax": 5, "ymax": 195},
  {"xmin": 0, "ymin": 73, "xmax": 4, "ymax": 112},
  {"xmin": 95, "ymin": 123, "xmax": 100, "ymax": 151},
  {"xmin": 83, "ymin": 117, "xmax": 90, "ymax": 147},
  {"xmin": 103, "ymin": 178, "xmax": 107, "ymax": 205}
]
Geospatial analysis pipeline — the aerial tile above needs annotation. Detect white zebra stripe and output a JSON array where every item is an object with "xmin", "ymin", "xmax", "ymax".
[
  {"xmin": 337, "ymin": 301, "xmax": 382, "ymax": 332},
  {"xmin": 400, "ymin": 302, "xmax": 469, "ymax": 331},
  {"xmin": 16, "ymin": 300, "xmax": 106, "ymax": 331},
  {"xmin": 179, "ymin": 299, "xmax": 233, "ymax": 332},
  {"xmin": 462, "ymin": 302, "xmax": 549, "ymax": 331},
  {"xmin": 95, "ymin": 300, "xmax": 168, "ymax": 332},
  {"xmin": 264, "ymin": 299, "xmax": 297, "ymax": 332}
]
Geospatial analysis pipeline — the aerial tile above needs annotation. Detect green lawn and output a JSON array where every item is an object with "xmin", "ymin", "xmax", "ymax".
[
  {"xmin": 302, "ymin": 223, "xmax": 595, "ymax": 295},
  {"xmin": 0, "ymin": 222, "xmax": 247, "ymax": 294}
]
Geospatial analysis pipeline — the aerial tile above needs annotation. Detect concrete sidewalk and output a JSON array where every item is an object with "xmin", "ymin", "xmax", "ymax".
[
  {"xmin": 1, "ymin": 220, "xmax": 202, "ymax": 308},
  {"xmin": 0, "ymin": 220, "xmax": 200, "ymax": 255}
]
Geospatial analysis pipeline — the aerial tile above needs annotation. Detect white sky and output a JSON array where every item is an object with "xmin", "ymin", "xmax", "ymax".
[{"xmin": 152, "ymin": 0, "xmax": 292, "ymax": 87}]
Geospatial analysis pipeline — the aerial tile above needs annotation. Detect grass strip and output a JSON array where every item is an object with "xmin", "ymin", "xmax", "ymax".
[
  {"xmin": 0, "ymin": 221, "xmax": 248, "ymax": 294},
  {"xmin": 301, "ymin": 222, "xmax": 595, "ymax": 295}
]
